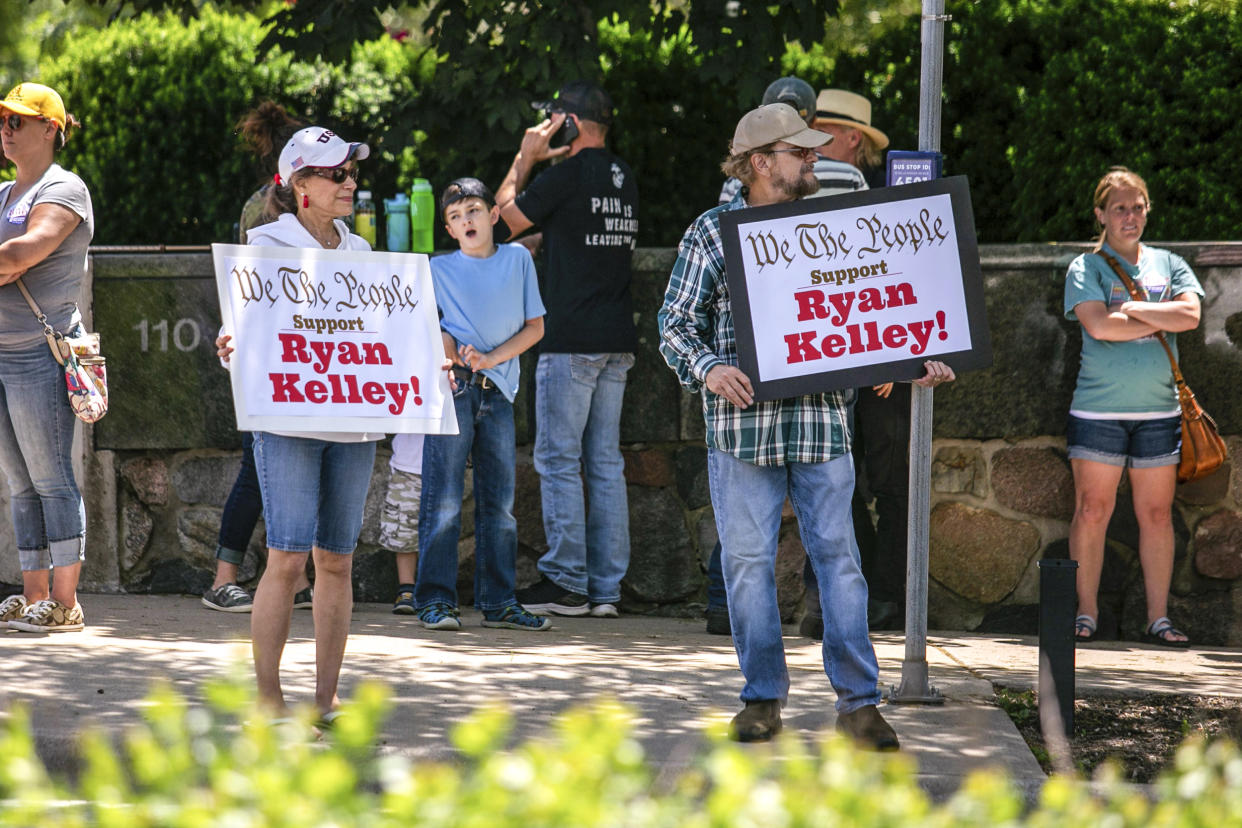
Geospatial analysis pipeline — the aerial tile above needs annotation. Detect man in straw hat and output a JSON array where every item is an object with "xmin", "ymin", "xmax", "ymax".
[
  {"xmin": 809, "ymin": 88, "xmax": 890, "ymax": 194},
  {"xmin": 811, "ymin": 89, "xmax": 911, "ymax": 633},
  {"xmin": 658, "ymin": 103, "xmax": 902, "ymax": 750}
]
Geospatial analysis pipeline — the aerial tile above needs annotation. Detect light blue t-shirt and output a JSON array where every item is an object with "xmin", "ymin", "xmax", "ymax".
[
  {"xmin": 431, "ymin": 243, "xmax": 546, "ymax": 402},
  {"xmin": 1064, "ymin": 242, "xmax": 1204, "ymax": 416}
]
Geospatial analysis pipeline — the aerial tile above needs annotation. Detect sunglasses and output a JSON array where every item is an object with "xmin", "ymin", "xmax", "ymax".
[
  {"xmin": 769, "ymin": 147, "xmax": 817, "ymax": 160},
  {"xmin": 309, "ymin": 166, "xmax": 359, "ymax": 184},
  {"xmin": 3, "ymin": 113, "xmax": 42, "ymax": 131}
]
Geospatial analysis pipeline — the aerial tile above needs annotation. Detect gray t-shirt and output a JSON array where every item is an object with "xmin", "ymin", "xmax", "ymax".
[{"xmin": 0, "ymin": 164, "xmax": 94, "ymax": 348}]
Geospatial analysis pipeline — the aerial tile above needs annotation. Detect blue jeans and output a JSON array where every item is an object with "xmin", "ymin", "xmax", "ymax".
[
  {"xmin": 252, "ymin": 432, "xmax": 376, "ymax": 554},
  {"xmin": 0, "ymin": 342, "xmax": 85, "ymax": 571},
  {"xmin": 216, "ymin": 431, "xmax": 262, "ymax": 566},
  {"xmin": 708, "ymin": 448, "xmax": 880, "ymax": 712},
  {"xmin": 416, "ymin": 383, "xmax": 518, "ymax": 612},
  {"xmin": 534, "ymin": 352, "xmax": 634, "ymax": 604}
]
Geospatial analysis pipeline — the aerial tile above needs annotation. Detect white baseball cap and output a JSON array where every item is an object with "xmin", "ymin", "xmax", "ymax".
[{"xmin": 275, "ymin": 126, "xmax": 370, "ymax": 186}]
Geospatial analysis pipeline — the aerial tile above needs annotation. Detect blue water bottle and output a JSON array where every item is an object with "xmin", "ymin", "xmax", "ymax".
[{"xmin": 384, "ymin": 193, "xmax": 411, "ymax": 252}]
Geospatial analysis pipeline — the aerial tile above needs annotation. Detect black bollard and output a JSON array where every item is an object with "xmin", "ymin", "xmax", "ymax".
[{"xmin": 1038, "ymin": 558, "xmax": 1078, "ymax": 740}]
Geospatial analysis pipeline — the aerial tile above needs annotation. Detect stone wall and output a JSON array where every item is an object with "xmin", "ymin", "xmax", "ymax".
[{"xmin": 5, "ymin": 243, "xmax": 1242, "ymax": 642}]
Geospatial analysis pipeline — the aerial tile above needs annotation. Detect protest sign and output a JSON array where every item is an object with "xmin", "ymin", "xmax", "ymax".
[
  {"xmin": 720, "ymin": 176, "xmax": 991, "ymax": 402},
  {"xmin": 211, "ymin": 244, "xmax": 456, "ymax": 434}
]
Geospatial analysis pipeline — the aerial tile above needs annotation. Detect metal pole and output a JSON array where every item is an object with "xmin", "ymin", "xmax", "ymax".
[{"xmin": 891, "ymin": 0, "xmax": 947, "ymax": 705}]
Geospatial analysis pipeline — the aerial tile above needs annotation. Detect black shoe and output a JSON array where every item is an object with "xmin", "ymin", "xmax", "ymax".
[
  {"xmin": 835, "ymin": 704, "xmax": 899, "ymax": 751},
  {"xmin": 514, "ymin": 577, "xmax": 589, "ymax": 616},
  {"xmin": 705, "ymin": 606, "xmax": 731, "ymax": 636},
  {"xmin": 798, "ymin": 613, "xmax": 823, "ymax": 640},
  {"xmin": 729, "ymin": 699, "xmax": 782, "ymax": 742}
]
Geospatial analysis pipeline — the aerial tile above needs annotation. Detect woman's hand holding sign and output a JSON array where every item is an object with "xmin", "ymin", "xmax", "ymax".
[{"xmin": 707, "ymin": 364, "xmax": 755, "ymax": 409}]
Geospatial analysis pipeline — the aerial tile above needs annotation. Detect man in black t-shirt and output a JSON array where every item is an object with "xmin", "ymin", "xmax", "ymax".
[{"xmin": 497, "ymin": 80, "xmax": 638, "ymax": 619}]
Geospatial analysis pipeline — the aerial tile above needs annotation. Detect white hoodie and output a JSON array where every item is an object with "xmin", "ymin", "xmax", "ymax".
[{"xmin": 240, "ymin": 213, "xmax": 383, "ymax": 443}]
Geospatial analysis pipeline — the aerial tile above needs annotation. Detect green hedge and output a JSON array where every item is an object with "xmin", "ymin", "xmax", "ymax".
[
  {"xmin": 3, "ymin": 680, "xmax": 1242, "ymax": 826},
  {"xmin": 22, "ymin": 1, "xmax": 1242, "ymax": 246},
  {"xmin": 829, "ymin": 0, "xmax": 1242, "ymax": 243},
  {"xmin": 35, "ymin": 7, "xmax": 426, "ymax": 246}
]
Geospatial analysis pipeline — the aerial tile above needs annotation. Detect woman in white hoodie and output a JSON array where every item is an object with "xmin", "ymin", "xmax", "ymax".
[{"xmin": 217, "ymin": 126, "xmax": 379, "ymax": 721}]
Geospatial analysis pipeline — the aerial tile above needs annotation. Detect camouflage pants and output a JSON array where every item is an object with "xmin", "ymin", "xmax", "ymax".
[{"xmin": 379, "ymin": 468, "xmax": 422, "ymax": 553}]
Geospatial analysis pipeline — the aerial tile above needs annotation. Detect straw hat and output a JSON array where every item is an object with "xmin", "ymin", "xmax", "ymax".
[{"xmin": 813, "ymin": 90, "xmax": 889, "ymax": 150}]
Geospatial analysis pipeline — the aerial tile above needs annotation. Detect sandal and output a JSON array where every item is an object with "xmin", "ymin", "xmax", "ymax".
[
  {"xmin": 1143, "ymin": 616, "xmax": 1190, "ymax": 649},
  {"xmin": 1074, "ymin": 614, "xmax": 1098, "ymax": 642}
]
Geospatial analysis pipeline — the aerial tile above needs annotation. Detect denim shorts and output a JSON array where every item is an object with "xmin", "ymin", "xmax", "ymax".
[
  {"xmin": 1065, "ymin": 415, "xmax": 1180, "ymax": 468},
  {"xmin": 252, "ymin": 432, "xmax": 377, "ymax": 554}
]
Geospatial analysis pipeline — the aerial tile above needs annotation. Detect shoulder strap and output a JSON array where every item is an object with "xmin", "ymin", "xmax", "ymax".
[{"xmin": 1096, "ymin": 250, "xmax": 1185, "ymax": 386}]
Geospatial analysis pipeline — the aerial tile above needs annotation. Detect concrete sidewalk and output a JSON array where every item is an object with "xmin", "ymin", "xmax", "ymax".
[{"xmin": 4, "ymin": 596, "xmax": 1236, "ymax": 798}]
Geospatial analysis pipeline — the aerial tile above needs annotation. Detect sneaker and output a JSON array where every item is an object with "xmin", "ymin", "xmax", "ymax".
[
  {"xmin": 9, "ymin": 599, "xmax": 85, "ymax": 633},
  {"xmin": 1, "ymin": 594, "xmax": 28, "ymax": 628},
  {"xmin": 481, "ymin": 604, "xmax": 553, "ymax": 631},
  {"xmin": 835, "ymin": 704, "xmax": 900, "ymax": 751},
  {"xmin": 417, "ymin": 602, "xmax": 462, "ymax": 631},
  {"xmin": 515, "ymin": 577, "xmax": 589, "ymax": 616},
  {"xmin": 729, "ymin": 699, "xmax": 782, "ymax": 742},
  {"xmin": 392, "ymin": 585, "xmax": 417, "ymax": 615},
  {"xmin": 705, "ymin": 606, "xmax": 731, "ymax": 636},
  {"xmin": 201, "ymin": 583, "xmax": 253, "ymax": 613},
  {"xmin": 589, "ymin": 603, "xmax": 619, "ymax": 618},
  {"xmin": 293, "ymin": 587, "xmax": 314, "ymax": 610}
]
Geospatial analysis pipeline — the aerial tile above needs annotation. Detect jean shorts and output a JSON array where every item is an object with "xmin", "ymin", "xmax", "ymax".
[
  {"xmin": 252, "ymin": 432, "xmax": 377, "ymax": 554},
  {"xmin": 1065, "ymin": 415, "xmax": 1180, "ymax": 468}
]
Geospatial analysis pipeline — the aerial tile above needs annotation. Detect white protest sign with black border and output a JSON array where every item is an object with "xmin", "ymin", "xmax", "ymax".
[
  {"xmin": 720, "ymin": 176, "xmax": 991, "ymax": 402},
  {"xmin": 212, "ymin": 244, "xmax": 457, "ymax": 434}
]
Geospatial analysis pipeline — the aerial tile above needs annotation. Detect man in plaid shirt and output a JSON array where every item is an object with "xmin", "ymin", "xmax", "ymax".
[{"xmin": 658, "ymin": 103, "xmax": 901, "ymax": 748}]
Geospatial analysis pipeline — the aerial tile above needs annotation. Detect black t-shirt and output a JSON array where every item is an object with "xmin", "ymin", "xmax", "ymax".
[{"xmin": 515, "ymin": 147, "xmax": 639, "ymax": 353}]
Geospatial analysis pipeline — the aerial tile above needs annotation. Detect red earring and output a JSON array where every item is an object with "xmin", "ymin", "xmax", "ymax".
[{"xmin": 301, "ymin": 193, "xmax": 309, "ymax": 209}]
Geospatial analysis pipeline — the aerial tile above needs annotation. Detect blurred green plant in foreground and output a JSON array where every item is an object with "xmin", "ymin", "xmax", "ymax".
[{"xmin": 2, "ymin": 678, "xmax": 1241, "ymax": 827}]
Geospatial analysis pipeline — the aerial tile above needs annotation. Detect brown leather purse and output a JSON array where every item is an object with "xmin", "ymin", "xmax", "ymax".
[{"xmin": 1098, "ymin": 251, "xmax": 1225, "ymax": 483}]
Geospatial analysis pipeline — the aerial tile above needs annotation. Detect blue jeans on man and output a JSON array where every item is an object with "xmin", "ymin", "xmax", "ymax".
[
  {"xmin": 533, "ymin": 352, "xmax": 634, "ymax": 604},
  {"xmin": 708, "ymin": 448, "xmax": 881, "ymax": 712},
  {"xmin": 416, "ymin": 383, "xmax": 519, "ymax": 612}
]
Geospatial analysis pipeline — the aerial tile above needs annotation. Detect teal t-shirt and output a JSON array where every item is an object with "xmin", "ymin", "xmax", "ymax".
[
  {"xmin": 1064, "ymin": 243, "xmax": 1203, "ymax": 416},
  {"xmin": 431, "ymin": 243, "xmax": 546, "ymax": 402}
]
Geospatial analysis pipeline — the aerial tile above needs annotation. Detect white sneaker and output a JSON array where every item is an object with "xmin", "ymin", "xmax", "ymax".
[
  {"xmin": 1, "ymin": 594, "xmax": 28, "ymax": 628},
  {"xmin": 589, "ymin": 603, "xmax": 618, "ymax": 618}
]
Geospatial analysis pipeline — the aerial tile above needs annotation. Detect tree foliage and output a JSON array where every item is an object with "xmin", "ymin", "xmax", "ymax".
[
  {"xmin": 36, "ymin": 6, "xmax": 427, "ymax": 244},
  {"xmin": 29, "ymin": 0, "xmax": 1242, "ymax": 245}
]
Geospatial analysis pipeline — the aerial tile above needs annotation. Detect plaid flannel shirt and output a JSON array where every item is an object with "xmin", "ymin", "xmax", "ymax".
[{"xmin": 657, "ymin": 193, "xmax": 852, "ymax": 467}]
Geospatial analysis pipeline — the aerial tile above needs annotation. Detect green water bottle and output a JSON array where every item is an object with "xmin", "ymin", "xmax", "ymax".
[
  {"xmin": 353, "ymin": 190, "xmax": 377, "ymax": 248},
  {"xmin": 410, "ymin": 178, "xmax": 435, "ymax": 253}
]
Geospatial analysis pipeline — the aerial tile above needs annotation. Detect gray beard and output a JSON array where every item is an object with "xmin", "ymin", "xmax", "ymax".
[{"xmin": 775, "ymin": 170, "xmax": 819, "ymax": 199}]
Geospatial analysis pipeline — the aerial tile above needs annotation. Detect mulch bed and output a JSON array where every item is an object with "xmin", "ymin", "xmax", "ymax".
[{"xmin": 995, "ymin": 686, "xmax": 1242, "ymax": 783}]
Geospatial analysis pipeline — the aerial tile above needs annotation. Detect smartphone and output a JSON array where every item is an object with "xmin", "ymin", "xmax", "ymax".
[{"xmin": 550, "ymin": 113, "xmax": 579, "ymax": 148}]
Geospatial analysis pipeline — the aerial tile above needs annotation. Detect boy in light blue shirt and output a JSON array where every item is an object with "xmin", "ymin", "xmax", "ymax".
[{"xmin": 413, "ymin": 178, "xmax": 550, "ymax": 631}]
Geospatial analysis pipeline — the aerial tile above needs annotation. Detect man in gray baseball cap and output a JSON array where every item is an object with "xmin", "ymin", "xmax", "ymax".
[{"xmin": 657, "ymin": 104, "xmax": 899, "ymax": 751}]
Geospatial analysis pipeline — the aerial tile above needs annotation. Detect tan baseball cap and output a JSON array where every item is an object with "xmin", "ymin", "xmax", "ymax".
[{"xmin": 731, "ymin": 103, "xmax": 831, "ymax": 154}]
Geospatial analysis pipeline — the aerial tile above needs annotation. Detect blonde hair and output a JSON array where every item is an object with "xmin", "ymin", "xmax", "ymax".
[
  {"xmin": 1092, "ymin": 166, "xmax": 1151, "ymax": 250},
  {"xmin": 857, "ymin": 133, "xmax": 881, "ymax": 171}
]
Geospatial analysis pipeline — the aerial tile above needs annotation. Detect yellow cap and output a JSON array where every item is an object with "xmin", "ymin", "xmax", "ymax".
[{"xmin": 2, "ymin": 83, "xmax": 67, "ymax": 130}]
